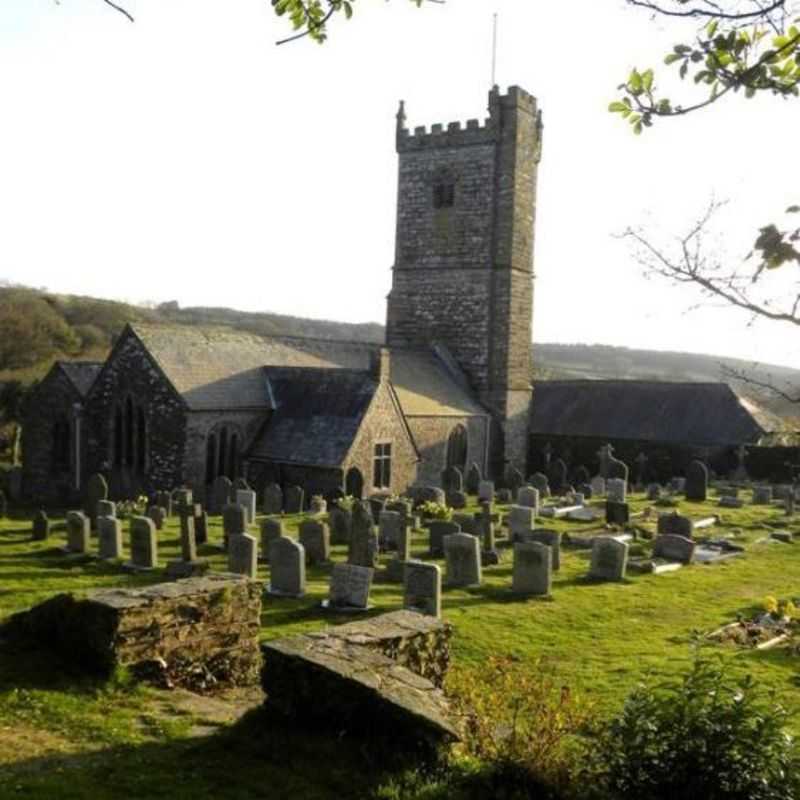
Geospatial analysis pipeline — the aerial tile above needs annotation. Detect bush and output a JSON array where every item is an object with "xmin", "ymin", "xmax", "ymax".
[{"xmin": 586, "ymin": 652, "xmax": 800, "ymax": 800}]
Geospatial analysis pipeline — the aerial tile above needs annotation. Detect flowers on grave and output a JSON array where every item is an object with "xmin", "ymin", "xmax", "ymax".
[
  {"xmin": 336, "ymin": 495, "xmax": 355, "ymax": 512},
  {"xmin": 116, "ymin": 495, "xmax": 149, "ymax": 520},
  {"xmin": 419, "ymin": 501, "xmax": 452, "ymax": 521},
  {"xmin": 762, "ymin": 596, "xmax": 798, "ymax": 622}
]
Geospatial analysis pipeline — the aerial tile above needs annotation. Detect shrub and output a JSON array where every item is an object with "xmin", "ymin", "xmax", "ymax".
[
  {"xmin": 586, "ymin": 651, "xmax": 800, "ymax": 800},
  {"xmin": 420, "ymin": 501, "xmax": 452, "ymax": 521}
]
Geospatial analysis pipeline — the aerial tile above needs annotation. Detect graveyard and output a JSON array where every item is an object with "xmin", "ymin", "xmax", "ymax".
[{"xmin": 2, "ymin": 476, "xmax": 800, "ymax": 798}]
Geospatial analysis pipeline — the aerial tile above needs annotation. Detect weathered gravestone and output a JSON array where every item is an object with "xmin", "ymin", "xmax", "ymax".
[
  {"xmin": 327, "ymin": 563, "xmax": 373, "ymax": 610},
  {"xmin": 646, "ymin": 483, "xmax": 662, "ymax": 502},
  {"xmin": 147, "ymin": 505, "xmax": 167, "ymax": 531},
  {"xmin": 125, "ymin": 516, "xmax": 158, "ymax": 570},
  {"xmin": 588, "ymin": 537, "xmax": 628, "ymax": 581},
  {"xmin": 0, "ymin": 489, "xmax": 6, "ymax": 518},
  {"xmin": 479, "ymin": 504, "xmax": 498, "ymax": 565},
  {"xmin": 719, "ymin": 496, "xmax": 744, "ymax": 509},
  {"xmin": 236, "ymin": 490, "xmax": 257, "ymax": 525},
  {"xmin": 517, "ymin": 486, "xmax": 540, "ymax": 512},
  {"xmin": 65, "ymin": 511, "xmax": 90, "ymax": 554},
  {"xmin": 368, "ymin": 496, "xmax": 387, "ymax": 523},
  {"xmin": 267, "ymin": 536, "xmax": 306, "ymax": 598},
  {"xmin": 508, "ymin": 505, "xmax": 535, "ymax": 541},
  {"xmin": 605, "ymin": 500, "xmax": 630, "ymax": 526},
  {"xmin": 404, "ymin": 561, "xmax": 441, "ymax": 618},
  {"xmin": 180, "ymin": 515, "xmax": 198, "ymax": 562},
  {"xmin": 590, "ymin": 476, "xmax": 606, "ymax": 497},
  {"xmin": 653, "ymin": 534, "xmax": 696, "ymax": 564},
  {"xmin": 465, "ymin": 463, "xmax": 482, "ymax": 495},
  {"xmin": 657, "ymin": 511, "xmax": 694, "ymax": 539},
  {"xmin": 167, "ymin": 515, "xmax": 209, "ymax": 578},
  {"xmin": 97, "ymin": 516, "xmax": 123, "ymax": 560},
  {"xmin": 210, "ymin": 476, "xmax": 233, "ymax": 514},
  {"xmin": 96, "ymin": 500, "xmax": 116, "ymax": 519},
  {"xmin": 262, "ymin": 482, "xmax": 283, "ymax": 515},
  {"xmin": 443, "ymin": 532, "xmax": 481, "ymax": 588},
  {"xmin": 299, "ymin": 519, "xmax": 330, "ymax": 566},
  {"xmin": 223, "ymin": 503, "xmax": 247, "ymax": 548},
  {"xmin": 32, "ymin": 510, "xmax": 50, "ymax": 541},
  {"xmin": 685, "ymin": 460, "xmax": 709, "ymax": 502},
  {"xmin": 155, "ymin": 490, "xmax": 173, "ymax": 517},
  {"xmin": 260, "ymin": 518, "xmax": 284, "ymax": 563},
  {"xmin": 228, "ymin": 533, "xmax": 258, "ymax": 579},
  {"xmin": 233, "ymin": 477, "xmax": 251, "ymax": 492},
  {"xmin": 195, "ymin": 511, "xmax": 209, "ymax": 545},
  {"xmin": 309, "ymin": 496, "xmax": 327, "ymax": 515},
  {"xmin": 85, "ymin": 473, "xmax": 108, "ymax": 527},
  {"xmin": 753, "ymin": 486, "xmax": 773, "ymax": 505},
  {"xmin": 285, "ymin": 485, "xmax": 304, "ymax": 514},
  {"xmin": 385, "ymin": 516, "xmax": 412, "ymax": 583},
  {"xmin": 329, "ymin": 506, "xmax": 352, "ymax": 546},
  {"xmin": 452, "ymin": 512, "xmax": 478, "ymax": 536},
  {"xmin": 379, "ymin": 510, "xmax": 403, "ymax": 551},
  {"xmin": 548, "ymin": 459, "xmax": 568, "ymax": 495},
  {"xmin": 528, "ymin": 472, "xmax": 550, "ymax": 498},
  {"xmin": 496, "ymin": 488, "xmax": 513, "ymax": 504},
  {"xmin": 512, "ymin": 541, "xmax": 552, "ymax": 595},
  {"xmin": 447, "ymin": 490, "xmax": 468, "ymax": 510},
  {"xmin": 504, "ymin": 466, "xmax": 524, "ymax": 499},
  {"xmin": 478, "ymin": 480, "xmax": 495, "ymax": 503},
  {"xmin": 348, "ymin": 501, "xmax": 379, "ymax": 568},
  {"xmin": 441, "ymin": 466, "xmax": 463, "ymax": 494},
  {"xmin": 573, "ymin": 465, "xmax": 591, "ymax": 487},
  {"xmin": 173, "ymin": 488, "xmax": 193, "ymax": 508},
  {"xmin": 428, "ymin": 520, "xmax": 460, "ymax": 558},
  {"xmin": 521, "ymin": 529, "xmax": 561, "ymax": 571},
  {"xmin": 606, "ymin": 478, "xmax": 627, "ymax": 503}
]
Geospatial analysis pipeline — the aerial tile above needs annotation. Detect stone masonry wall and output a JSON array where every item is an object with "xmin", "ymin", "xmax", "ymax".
[{"xmin": 406, "ymin": 415, "xmax": 489, "ymax": 486}]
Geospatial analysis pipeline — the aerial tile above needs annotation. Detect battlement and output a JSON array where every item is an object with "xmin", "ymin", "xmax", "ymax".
[{"xmin": 396, "ymin": 85, "xmax": 538, "ymax": 153}]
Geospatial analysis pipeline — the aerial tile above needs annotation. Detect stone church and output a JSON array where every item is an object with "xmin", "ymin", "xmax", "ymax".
[{"xmin": 23, "ymin": 85, "xmax": 544, "ymax": 505}]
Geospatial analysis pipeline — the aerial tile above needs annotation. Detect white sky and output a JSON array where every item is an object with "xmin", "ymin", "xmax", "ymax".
[{"xmin": 1, "ymin": 0, "xmax": 798, "ymax": 368}]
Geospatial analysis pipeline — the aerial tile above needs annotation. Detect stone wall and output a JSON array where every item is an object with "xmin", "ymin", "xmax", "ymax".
[
  {"xmin": 3, "ymin": 575, "xmax": 263, "ymax": 690},
  {"xmin": 406, "ymin": 415, "xmax": 489, "ymax": 486}
]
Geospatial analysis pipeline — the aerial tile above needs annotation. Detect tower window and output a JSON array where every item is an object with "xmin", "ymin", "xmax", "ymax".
[
  {"xmin": 433, "ymin": 181, "xmax": 455, "ymax": 209},
  {"xmin": 373, "ymin": 442, "xmax": 392, "ymax": 489}
]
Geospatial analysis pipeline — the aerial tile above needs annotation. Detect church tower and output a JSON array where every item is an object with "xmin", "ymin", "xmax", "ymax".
[{"xmin": 386, "ymin": 85, "xmax": 543, "ymax": 475}]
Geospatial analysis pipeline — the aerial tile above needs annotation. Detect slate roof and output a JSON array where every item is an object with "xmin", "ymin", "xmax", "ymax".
[
  {"xmin": 248, "ymin": 367, "xmax": 378, "ymax": 467},
  {"xmin": 57, "ymin": 362, "xmax": 103, "ymax": 397},
  {"xmin": 530, "ymin": 380, "xmax": 771, "ymax": 446},
  {"xmin": 128, "ymin": 324, "xmax": 486, "ymax": 417}
]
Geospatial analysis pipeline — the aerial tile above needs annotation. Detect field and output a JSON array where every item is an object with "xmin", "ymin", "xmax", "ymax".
[{"xmin": 1, "ymin": 496, "xmax": 799, "ymax": 798}]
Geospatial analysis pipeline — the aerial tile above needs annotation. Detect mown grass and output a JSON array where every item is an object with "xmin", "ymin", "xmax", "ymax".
[{"xmin": 1, "ymin": 495, "xmax": 799, "ymax": 798}]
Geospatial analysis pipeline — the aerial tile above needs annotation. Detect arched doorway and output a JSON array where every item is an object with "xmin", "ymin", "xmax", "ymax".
[
  {"xmin": 345, "ymin": 467, "xmax": 364, "ymax": 499},
  {"xmin": 446, "ymin": 424, "xmax": 468, "ymax": 473}
]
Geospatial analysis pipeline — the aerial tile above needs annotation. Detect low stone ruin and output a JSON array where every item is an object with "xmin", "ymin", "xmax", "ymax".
[{"xmin": 2, "ymin": 574, "xmax": 263, "ymax": 691}]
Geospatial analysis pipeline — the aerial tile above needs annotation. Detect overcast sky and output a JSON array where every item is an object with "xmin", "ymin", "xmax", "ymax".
[{"xmin": 1, "ymin": 0, "xmax": 798, "ymax": 368}]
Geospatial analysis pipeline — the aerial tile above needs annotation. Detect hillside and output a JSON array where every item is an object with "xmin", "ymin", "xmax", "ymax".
[{"xmin": 0, "ymin": 283, "xmax": 797, "ymax": 426}]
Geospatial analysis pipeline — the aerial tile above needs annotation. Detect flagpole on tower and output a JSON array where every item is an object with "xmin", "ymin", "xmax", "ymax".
[{"xmin": 491, "ymin": 12, "xmax": 498, "ymax": 87}]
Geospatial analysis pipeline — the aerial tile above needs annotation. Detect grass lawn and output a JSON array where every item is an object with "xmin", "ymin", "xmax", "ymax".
[{"xmin": 1, "ymin": 495, "xmax": 799, "ymax": 798}]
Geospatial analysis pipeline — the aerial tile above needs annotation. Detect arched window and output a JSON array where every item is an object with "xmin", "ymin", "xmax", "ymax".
[
  {"xmin": 53, "ymin": 416, "xmax": 71, "ymax": 471},
  {"xmin": 345, "ymin": 467, "xmax": 364, "ymax": 499},
  {"xmin": 112, "ymin": 396, "xmax": 147, "ymax": 473},
  {"xmin": 218, "ymin": 428, "xmax": 228, "ymax": 479},
  {"xmin": 229, "ymin": 433, "xmax": 239, "ymax": 480},
  {"xmin": 432, "ymin": 167, "xmax": 456, "ymax": 210},
  {"xmin": 206, "ymin": 424, "xmax": 242, "ymax": 483},
  {"xmin": 446, "ymin": 424, "xmax": 468, "ymax": 472}
]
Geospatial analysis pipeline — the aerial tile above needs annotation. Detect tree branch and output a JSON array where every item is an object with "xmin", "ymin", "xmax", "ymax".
[
  {"xmin": 626, "ymin": 0, "xmax": 786, "ymax": 20},
  {"xmin": 102, "ymin": 0, "xmax": 134, "ymax": 22}
]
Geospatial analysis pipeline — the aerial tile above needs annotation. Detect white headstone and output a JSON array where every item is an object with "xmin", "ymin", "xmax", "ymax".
[
  {"xmin": 403, "ymin": 561, "xmax": 441, "ymax": 617},
  {"xmin": 443, "ymin": 532, "xmax": 482, "ymax": 588},
  {"xmin": 512, "ymin": 541, "xmax": 552, "ymax": 595},
  {"xmin": 228, "ymin": 533, "xmax": 258, "ymax": 578},
  {"xmin": 268, "ymin": 536, "xmax": 305, "ymax": 597},
  {"xmin": 236, "ymin": 490, "xmax": 257, "ymax": 525}
]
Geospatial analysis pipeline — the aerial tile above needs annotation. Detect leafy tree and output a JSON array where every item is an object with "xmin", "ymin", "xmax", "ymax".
[{"xmin": 0, "ymin": 381, "xmax": 33, "ymax": 465}]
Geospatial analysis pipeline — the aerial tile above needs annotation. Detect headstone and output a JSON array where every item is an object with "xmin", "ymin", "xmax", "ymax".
[
  {"xmin": 670, "ymin": 477, "xmax": 687, "ymax": 493},
  {"xmin": 66, "ymin": 511, "xmax": 90, "ymax": 554},
  {"xmin": 261, "ymin": 518, "xmax": 285, "ymax": 562},
  {"xmin": 646, "ymin": 483, "xmax": 661, "ymax": 502},
  {"xmin": 508, "ymin": 505, "xmax": 535, "ymax": 541},
  {"xmin": 573, "ymin": 465, "xmax": 591, "ymax": 487},
  {"xmin": 96, "ymin": 500, "xmax": 116, "ymax": 519},
  {"xmin": 528, "ymin": 472, "xmax": 550, "ymax": 497},
  {"xmin": 210, "ymin": 476, "xmax": 233, "ymax": 514},
  {"xmin": 195, "ymin": 511, "xmax": 209, "ymax": 545},
  {"xmin": 379, "ymin": 510, "xmax": 403, "ymax": 550},
  {"xmin": 285, "ymin": 485, "xmax": 304, "ymax": 514},
  {"xmin": 328, "ymin": 563, "xmax": 373, "ymax": 610},
  {"xmin": 657, "ymin": 511, "xmax": 694, "ymax": 539},
  {"xmin": 752, "ymin": 486, "xmax": 773, "ymax": 505},
  {"xmin": 478, "ymin": 502, "xmax": 496, "ymax": 554},
  {"xmin": 512, "ymin": 541, "xmax": 552, "ymax": 595},
  {"xmin": 222, "ymin": 503, "xmax": 247, "ymax": 548},
  {"xmin": 128, "ymin": 516, "xmax": 158, "ymax": 569},
  {"xmin": 606, "ymin": 478, "xmax": 627, "ymax": 503},
  {"xmin": 588, "ymin": 537, "xmax": 629, "ymax": 581},
  {"xmin": 173, "ymin": 488, "xmax": 193, "ymax": 507},
  {"xmin": 268, "ymin": 536, "xmax": 306, "ymax": 597},
  {"xmin": 517, "ymin": 486, "xmax": 540, "ymax": 512},
  {"xmin": 786, "ymin": 494, "xmax": 796, "ymax": 516},
  {"xmin": 605, "ymin": 500, "xmax": 630, "ymax": 526},
  {"xmin": 180, "ymin": 514, "xmax": 198, "ymax": 562},
  {"xmin": 443, "ymin": 532, "xmax": 481, "ymax": 588},
  {"xmin": 299, "ymin": 519, "xmax": 330, "ymax": 565},
  {"xmin": 521, "ymin": 529, "xmax": 561, "ymax": 571},
  {"xmin": 329, "ymin": 507, "xmax": 352, "ymax": 545},
  {"xmin": 548, "ymin": 459, "xmax": 568, "ymax": 495},
  {"xmin": 228, "ymin": 533, "xmax": 258, "ymax": 579},
  {"xmin": 496, "ymin": 488, "xmax": 513, "ymax": 504},
  {"xmin": 85, "ymin": 473, "xmax": 108, "ymax": 526},
  {"xmin": 403, "ymin": 561, "xmax": 441, "ymax": 617},
  {"xmin": 447, "ymin": 490, "xmax": 468, "ymax": 510},
  {"xmin": 590, "ymin": 476, "xmax": 606, "ymax": 497},
  {"xmin": 478, "ymin": 480, "xmax": 495, "ymax": 503},
  {"xmin": 348, "ymin": 501, "xmax": 379, "ymax": 568},
  {"xmin": 452, "ymin": 512, "xmax": 479, "ymax": 535},
  {"xmin": 97, "ymin": 516, "xmax": 123, "ymax": 560},
  {"xmin": 309, "ymin": 496, "xmax": 327, "ymax": 515},
  {"xmin": 441, "ymin": 466, "xmax": 463, "ymax": 494},
  {"xmin": 409, "ymin": 486, "xmax": 446, "ymax": 507},
  {"xmin": 719, "ymin": 496, "xmax": 744, "ymax": 509},
  {"xmin": 262, "ymin": 482, "xmax": 283, "ymax": 515},
  {"xmin": 147, "ymin": 505, "xmax": 167, "ymax": 531},
  {"xmin": 465, "ymin": 463, "xmax": 482, "ymax": 495},
  {"xmin": 428, "ymin": 520, "xmax": 460, "ymax": 557},
  {"xmin": 236, "ymin": 489, "xmax": 257, "ymax": 525},
  {"xmin": 32, "ymin": 510, "xmax": 50, "ymax": 541},
  {"xmin": 653, "ymin": 534, "xmax": 696, "ymax": 564},
  {"xmin": 685, "ymin": 460, "xmax": 709, "ymax": 501},
  {"xmin": 0, "ymin": 490, "xmax": 6, "ymax": 518},
  {"xmin": 233, "ymin": 477, "xmax": 251, "ymax": 492},
  {"xmin": 368, "ymin": 495, "xmax": 387, "ymax": 523},
  {"xmin": 505, "ymin": 466, "xmax": 524, "ymax": 498},
  {"xmin": 155, "ymin": 490, "xmax": 173, "ymax": 517}
]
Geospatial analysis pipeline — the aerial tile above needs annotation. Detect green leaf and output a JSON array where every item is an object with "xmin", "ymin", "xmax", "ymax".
[
  {"xmin": 664, "ymin": 53, "xmax": 682, "ymax": 65},
  {"xmin": 706, "ymin": 19, "xmax": 718, "ymax": 38},
  {"xmin": 642, "ymin": 69, "xmax": 654, "ymax": 92},
  {"xmin": 628, "ymin": 69, "xmax": 643, "ymax": 94},
  {"xmin": 608, "ymin": 101, "xmax": 629, "ymax": 113},
  {"xmin": 633, "ymin": 121, "xmax": 643, "ymax": 135}
]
